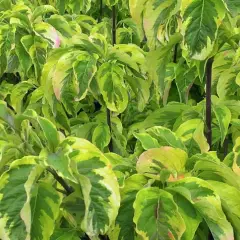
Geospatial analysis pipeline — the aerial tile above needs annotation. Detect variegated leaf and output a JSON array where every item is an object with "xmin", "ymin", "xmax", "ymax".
[
  {"xmin": 97, "ymin": 62, "xmax": 128, "ymax": 113},
  {"xmin": 191, "ymin": 152, "xmax": 240, "ymax": 189},
  {"xmin": 52, "ymin": 50, "xmax": 82, "ymax": 115},
  {"xmin": 233, "ymin": 137, "xmax": 240, "ymax": 176},
  {"xmin": 34, "ymin": 23, "xmax": 61, "ymax": 48},
  {"xmin": 136, "ymin": 146, "xmax": 188, "ymax": 179},
  {"xmin": 213, "ymin": 104, "xmax": 231, "ymax": 146},
  {"xmin": 181, "ymin": 0, "xmax": 226, "ymax": 60},
  {"xmin": 168, "ymin": 177, "xmax": 234, "ymax": 240},
  {"xmin": 30, "ymin": 182, "xmax": 63, "ymax": 240},
  {"xmin": 31, "ymin": 5, "xmax": 57, "ymax": 22},
  {"xmin": 133, "ymin": 187, "xmax": 186, "ymax": 240},
  {"xmin": 0, "ymin": 157, "xmax": 44, "ymax": 240},
  {"xmin": 175, "ymin": 119, "xmax": 209, "ymax": 155},
  {"xmin": 208, "ymin": 180, "xmax": 240, "ymax": 237},
  {"xmin": 60, "ymin": 137, "xmax": 120, "ymax": 238},
  {"xmin": 109, "ymin": 174, "xmax": 148, "ymax": 240},
  {"xmin": 146, "ymin": 126, "xmax": 186, "ymax": 150},
  {"xmin": 73, "ymin": 53, "xmax": 98, "ymax": 101},
  {"xmin": 143, "ymin": 0, "xmax": 181, "ymax": 49},
  {"xmin": 92, "ymin": 122, "xmax": 111, "ymax": 151},
  {"xmin": 10, "ymin": 81, "xmax": 35, "ymax": 113},
  {"xmin": 170, "ymin": 192, "xmax": 202, "ymax": 240}
]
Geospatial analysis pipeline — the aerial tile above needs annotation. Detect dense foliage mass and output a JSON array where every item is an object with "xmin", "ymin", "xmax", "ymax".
[{"xmin": 0, "ymin": 0, "xmax": 240, "ymax": 239}]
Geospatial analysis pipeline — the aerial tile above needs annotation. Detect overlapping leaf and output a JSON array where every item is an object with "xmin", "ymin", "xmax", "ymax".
[
  {"xmin": 133, "ymin": 187, "xmax": 186, "ymax": 240},
  {"xmin": 60, "ymin": 137, "xmax": 120, "ymax": 238},
  {"xmin": 181, "ymin": 0, "xmax": 226, "ymax": 60},
  {"xmin": 136, "ymin": 146, "xmax": 188, "ymax": 179},
  {"xmin": 0, "ymin": 157, "xmax": 44, "ymax": 240},
  {"xmin": 97, "ymin": 62, "xmax": 128, "ymax": 113},
  {"xmin": 168, "ymin": 177, "xmax": 234, "ymax": 240}
]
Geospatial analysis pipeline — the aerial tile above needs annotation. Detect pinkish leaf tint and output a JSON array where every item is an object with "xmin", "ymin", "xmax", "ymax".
[{"xmin": 52, "ymin": 28, "xmax": 60, "ymax": 48}]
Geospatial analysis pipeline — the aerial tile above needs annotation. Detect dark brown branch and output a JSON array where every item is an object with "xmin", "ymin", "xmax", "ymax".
[
  {"xmin": 47, "ymin": 168, "xmax": 73, "ymax": 195},
  {"xmin": 223, "ymin": 136, "xmax": 229, "ymax": 158},
  {"xmin": 112, "ymin": 5, "xmax": 116, "ymax": 45},
  {"xmin": 98, "ymin": 0, "xmax": 103, "ymax": 23},
  {"xmin": 206, "ymin": 57, "xmax": 214, "ymax": 149},
  {"xmin": 56, "ymin": 188, "xmax": 67, "ymax": 195},
  {"xmin": 173, "ymin": 44, "xmax": 178, "ymax": 63},
  {"xmin": 107, "ymin": 5, "xmax": 117, "ymax": 152}
]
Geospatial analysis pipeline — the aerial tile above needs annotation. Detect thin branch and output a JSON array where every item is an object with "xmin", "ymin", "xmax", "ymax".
[
  {"xmin": 107, "ymin": 109, "xmax": 113, "ymax": 151},
  {"xmin": 98, "ymin": 0, "xmax": 103, "ymax": 23},
  {"xmin": 106, "ymin": 4, "xmax": 117, "ymax": 152},
  {"xmin": 56, "ymin": 188, "xmax": 68, "ymax": 195},
  {"xmin": 206, "ymin": 57, "xmax": 214, "ymax": 149},
  {"xmin": 223, "ymin": 136, "xmax": 229, "ymax": 158},
  {"xmin": 173, "ymin": 44, "xmax": 178, "ymax": 63},
  {"xmin": 47, "ymin": 168, "xmax": 73, "ymax": 195},
  {"xmin": 112, "ymin": 5, "xmax": 116, "ymax": 45}
]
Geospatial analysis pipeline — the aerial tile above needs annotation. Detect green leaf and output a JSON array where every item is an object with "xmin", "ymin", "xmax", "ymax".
[
  {"xmin": 29, "ymin": 36, "xmax": 48, "ymax": 81},
  {"xmin": 208, "ymin": 180, "xmax": 240, "ymax": 237},
  {"xmin": 0, "ymin": 100, "xmax": 15, "ymax": 128},
  {"xmin": 181, "ymin": 0, "xmax": 226, "ymax": 60},
  {"xmin": 129, "ymin": 102, "xmax": 189, "ymax": 134},
  {"xmin": 52, "ymin": 50, "xmax": 82, "ymax": 115},
  {"xmin": 0, "ymin": 81, "xmax": 13, "ymax": 100},
  {"xmin": 73, "ymin": 53, "xmax": 97, "ymax": 101},
  {"xmin": 32, "ymin": 5, "xmax": 57, "ymax": 22},
  {"xmin": 133, "ymin": 132, "xmax": 160, "ymax": 150},
  {"xmin": 51, "ymin": 228, "xmax": 79, "ymax": 240},
  {"xmin": 47, "ymin": 14, "xmax": 74, "ymax": 38},
  {"xmin": 16, "ymin": 34, "xmax": 32, "ymax": 77},
  {"xmin": 175, "ymin": 66, "xmax": 197, "ymax": 103},
  {"xmin": 68, "ymin": 0, "xmax": 92, "ymax": 13},
  {"xmin": 213, "ymin": 104, "xmax": 231, "ymax": 146},
  {"xmin": 0, "ymin": 157, "xmax": 44, "ymax": 240},
  {"xmin": 170, "ymin": 192, "xmax": 202, "ymax": 240},
  {"xmin": 92, "ymin": 122, "xmax": 111, "ymax": 151},
  {"xmin": 192, "ymin": 152, "xmax": 240, "ymax": 189},
  {"xmin": 146, "ymin": 126, "xmax": 187, "ymax": 151},
  {"xmin": 61, "ymin": 189, "xmax": 85, "ymax": 229},
  {"xmin": 71, "ymin": 122, "xmax": 97, "ymax": 140},
  {"xmin": 168, "ymin": 177, "xmax": 234, "ymax": 240},
  {"xmin": 11, "ymin": 81, "xmax": 35, "ymax": 113},
  {"xmin": 61, "ymin": 137, "xmax": 120, "ymax": 238},
  {"xmin": 47, "ymin": 151, "xmax": 77, "ymax": 183},
  {"xmin": 34, "ymin": 22, "xmax": 61, "ymax": 48},
  {"xmin": 108, "ymin": 46, "xmax": 139, "ymax": 72},
  {"xmin": 129, "ymin": 0, "xmax": 148, "ymax": 38},
  {"xmin": 137, "ymin": 147, "xmax": 188, "ymax": 179},
  {"xmin": 37, "ymin": 116, "xmax": 60, "ymax": 151},
  {"xmin": 232, "ymin": 137, "xmax": 240, "ymax": 176},
  {"xmin": 109, "ymin": 174, "xmax": 148, "ymax": 240},
  {"xmin": 56, "ymin": 0, "xmax": 66, "ymax": 14},
  {"xmin": 30, "ymin": 182, "xmax": 63, "ymax": 240},
  {"xmin": 0, "ymin": 0, "xmax": 11, "ymax": 11},
  {"xmin": 0, "ymin": 141, "xmax": 20, "ymax": 173},
  {"xmin": 146, "ymin": 34, "xmax": 182, "ymax": 97},
  {"xmin": 133, "ymin": 187, "xmax": 186, "ymax": 240},
  {"xmin": 17, "ymin": 110, "xmax": 60, "ymax": 151},
  {"xmin": 125, "ymin": 76, "xmax": 150, "ymax": 112},
  {"xmin": 192, "ymin": 121, "xmax": 210, "ymax": 154},
  {"xmin": 143, "ymin": 0, "xmax": 181, "ymax": 49},
  {"xmin": 176, "ymin": 119, "xmax": 209, "ymax": 155},
  {"xmin": 217, "ymin": 69, "xmax": 239, "ymax": 100},
  {"xmin": 41, "ymin": 48, "xmax": 69, "ymax": 113},
  {"xmin": 116, "ymin": 28, "xmax": 132, "ymax": 44},
  {"xmin": 224, "ymin": 0, "xmax": 240, "ymax": 17},
  {"xmin": 97, "ymin": 62, "xmax": 128, "ymax": 113},
  {"xmin": 105, "ymin": 0, "xmax": 118, "ymax": 7}
]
